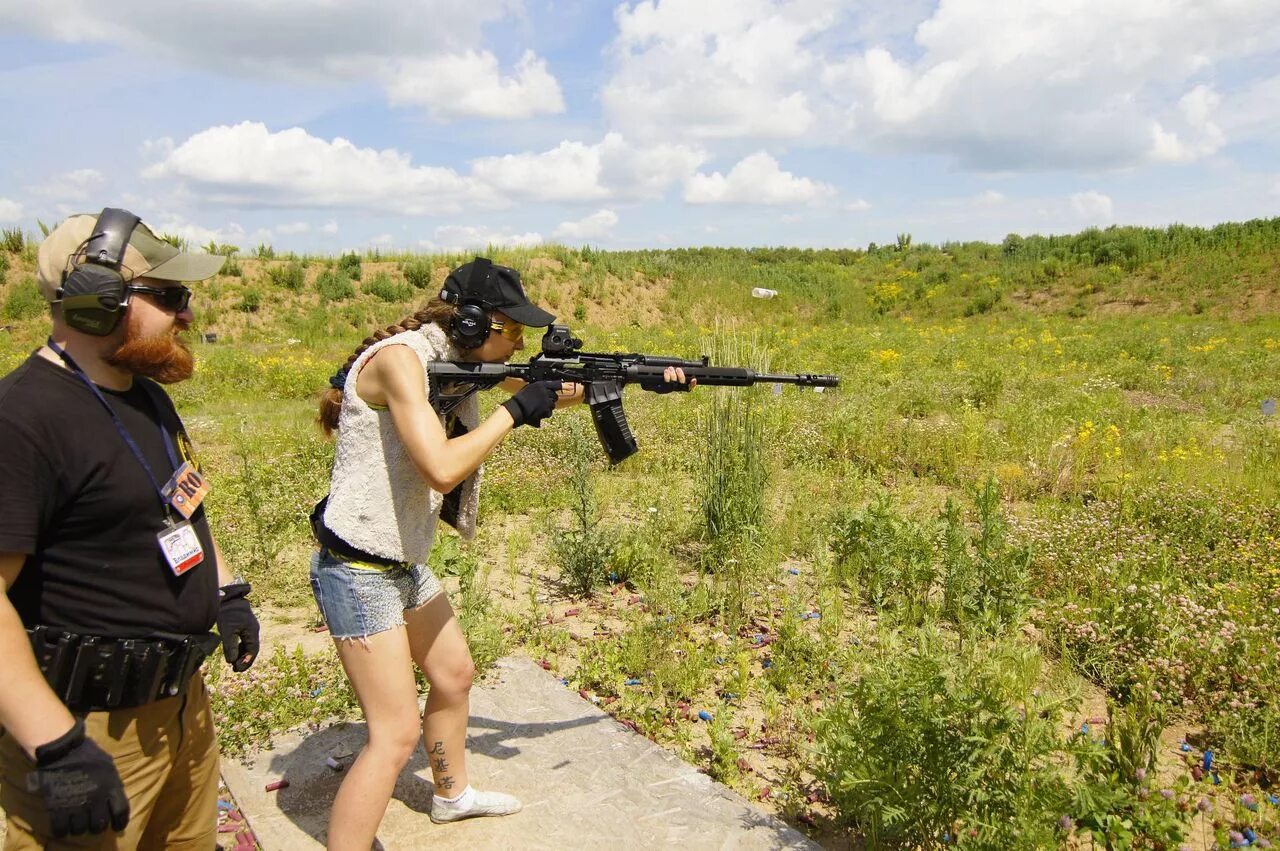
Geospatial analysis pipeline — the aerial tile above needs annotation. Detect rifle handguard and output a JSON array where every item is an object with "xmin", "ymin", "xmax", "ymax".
[{"xmin": 586, "ymin": 381, "xmax": 637, "ymax": 464}]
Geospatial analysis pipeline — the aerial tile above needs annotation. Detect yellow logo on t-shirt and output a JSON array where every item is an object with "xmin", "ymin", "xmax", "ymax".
[{"xmin": 175, "ymin": 429, "xmax": 202, "ymax": 473}]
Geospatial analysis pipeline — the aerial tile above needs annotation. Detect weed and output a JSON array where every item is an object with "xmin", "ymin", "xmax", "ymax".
[
  {"xmin": 265, "ymin": 261, "xmax": 305, "ymax": 291},
  {"xmin": 337, "ymin": 252, "xmax": 362, "ymax": 281},
  {"xmin": 1, "ymin": 228, "xmax": 25, "ymax": 253},
  {"xmin": 364, "ymin": 272, "xmax": 411, "ymax": 303},
  {"xmin": 401, "ymin": 258, "xmax": 434, "ymax": 290},
  {"xmin": 315, "ymin": 268, "xmax": 356, "ymax": 302},
  {"xmin": 552, "ymin": 419, "xmax": 617, "ymax": 596},
  {"xmin": 207, "ymin": 646, "xmax": 359, "ymax": 756},
  {"xmin": 3, "ymin": 278, "xmax": 44, "ymax": 321},
  {"xmin": 816, "ymin": 629, "xmax": 1075, "ymax": 848}
]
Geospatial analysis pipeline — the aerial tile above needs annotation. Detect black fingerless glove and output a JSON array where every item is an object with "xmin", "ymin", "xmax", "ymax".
[
  {"xmin": 649, "ymin": 380, "xmax": 692, "ymax": 395},
  {"xmin": 217, "ymin": 582, "xmax": 260, "ymax": 672},
  {"xmin": 26, "ymin": 720, "xmax": 130, "ymax": 838},
  {"xmin": 501, "ymin": 380, "xmax": 563, "ymax": 429}
]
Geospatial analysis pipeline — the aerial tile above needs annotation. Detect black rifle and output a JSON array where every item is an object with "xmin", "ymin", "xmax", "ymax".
[{"xmin": 427, "ymin": 324, "xmax": 839, "ymax": 464}]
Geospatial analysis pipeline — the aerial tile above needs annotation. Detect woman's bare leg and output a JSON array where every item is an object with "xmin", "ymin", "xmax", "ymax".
[
  {"xmin": 326, "ymin": 628, "xmax": 421, "ymax": 851},
  {"xmin": 405, "ymin": 593, "xmax": 475, "ymax": 795}
]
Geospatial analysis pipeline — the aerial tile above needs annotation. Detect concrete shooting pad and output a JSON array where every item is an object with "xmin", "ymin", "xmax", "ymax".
[{"xmin": 221, "ymin": 655, "xmax": 817, "ymax": 850}]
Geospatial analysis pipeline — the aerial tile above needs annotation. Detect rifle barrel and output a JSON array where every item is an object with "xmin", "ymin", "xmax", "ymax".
[{"xmin": 756, "ymin": 372, "xmax": 840, "ymax": 387}]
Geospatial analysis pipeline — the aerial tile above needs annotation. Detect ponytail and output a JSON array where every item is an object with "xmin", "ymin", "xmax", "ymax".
[{"xmin": 317, "ymin": 297, "xmax": 455, "ymax": 436}]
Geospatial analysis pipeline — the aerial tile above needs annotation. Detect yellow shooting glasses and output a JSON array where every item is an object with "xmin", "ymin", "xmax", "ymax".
[{"xmin": 489, "ymin": 317, "xmax": 525, "ymax": 343}]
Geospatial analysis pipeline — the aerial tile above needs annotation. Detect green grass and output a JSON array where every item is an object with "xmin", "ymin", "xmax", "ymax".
[{"xmin": 3, "ymin": 219, "xmax": 1279, "ymax": 844}]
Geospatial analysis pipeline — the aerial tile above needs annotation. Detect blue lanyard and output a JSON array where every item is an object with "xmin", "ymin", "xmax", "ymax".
[{"xmin": 46, "ymin": 338, "xmax": 181, "ymax": 517}]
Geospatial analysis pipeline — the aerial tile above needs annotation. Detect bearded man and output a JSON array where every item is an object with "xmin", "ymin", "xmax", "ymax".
[{"xmin": 0, "ymin": 209, "xmax": 260, "ymax": 849}]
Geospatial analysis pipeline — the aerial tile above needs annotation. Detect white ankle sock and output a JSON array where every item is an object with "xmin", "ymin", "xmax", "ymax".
[{"xmin": 434, "ymin": 785, "xmax": 475, "ymax": 808}]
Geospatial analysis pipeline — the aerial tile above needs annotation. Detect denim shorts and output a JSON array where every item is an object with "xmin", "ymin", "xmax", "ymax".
[{"xmin": 309, "ymin": 550, "xmax": 444, "ymax": 640}]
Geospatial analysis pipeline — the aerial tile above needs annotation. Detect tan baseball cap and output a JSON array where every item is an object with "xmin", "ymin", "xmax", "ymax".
[{"xmin": 36, "ymin": 211, "xmax": 225, "ymax": 302}]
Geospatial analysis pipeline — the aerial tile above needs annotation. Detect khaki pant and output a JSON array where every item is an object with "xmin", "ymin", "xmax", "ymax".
[{"xmin": 0, "ymin": 674, "xmax": 219, "ymax": 850}]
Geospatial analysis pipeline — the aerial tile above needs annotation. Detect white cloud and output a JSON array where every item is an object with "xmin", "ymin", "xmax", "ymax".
[
  {"xmin": 602, "ymin": 0, "xmax": 831, "ymax": 142},
  {"xmin": 384, "ymin": 50, "xmax": 564, "ymax": 120},
  {"xmin": 423, "ymin": 225, "xmax": 544, "ymax": 252},
  {"xmin": 29, "ymin": 168, "xmax": 105, "ymax": 201},
  {"xmin": 143, "ymin": 122, "xmax": 500, "ymax": 214},
  {"xmin": 276, "ymin": 221, "xmax": 311, "ymax": 235},
  {"xmin": 149, "ymin": 216, "xmax": 248, "ymax": 249},
  {"xmin": 0, "ymin": 198, "xmax": 23, "ymax": 222},
  {"xmin": 598, "ymin": 0, "xmax": 1280, "ymax": 170},
  {"xmin": 819, "ymin": 0, "xmax": 1280, "ymax": 169},
  {"xmin": 844, "ymin": 198, "xmax": 872, "ymax": 212},
  {"xmin": 684, "ymin": 152, "xmax": 836, "ymax": 205},
  {"xmin": 369, "ymin": 234, "xmax": 395, "ymax": 247},
  {"xmin": 1150, "ymin": 85, "xmax": 1226, "ymax": 163},
  {"xmin": 0, "ymin": 1, "xmax": 551, "ymax": 122},
  {"xmin": 975, "ymin": 190, "xmax": 1006, "ymax": 207},
  {"xmin": 553, "ymin": 209, "xmax": 620, "ymax": 241},
  {"xmin": 472, "ymin": 133, "xmax": 707, "ymax": 202},
  {"xmin": 1069, "ymin": 190, "xmax": 1114, "ymax": 223},
  {"xmin": 321, "ymin": 220, "xmax": 339, "ymax": 235}
]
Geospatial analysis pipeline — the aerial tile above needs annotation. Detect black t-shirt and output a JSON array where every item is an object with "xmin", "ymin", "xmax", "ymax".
[{"xmin": 0, "ymin": 353, "xmax": 219, "ymax": 637}]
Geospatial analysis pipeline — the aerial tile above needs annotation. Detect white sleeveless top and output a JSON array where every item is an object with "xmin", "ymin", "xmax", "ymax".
[{"xmin": 323, "ymin": 324, "xmax": 482, "ymax": 562}]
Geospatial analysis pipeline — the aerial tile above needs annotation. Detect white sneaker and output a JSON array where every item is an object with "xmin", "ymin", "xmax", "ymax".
[{"xmin": 430, "ymin": 788, "xmax": 523, "ymax": 824}]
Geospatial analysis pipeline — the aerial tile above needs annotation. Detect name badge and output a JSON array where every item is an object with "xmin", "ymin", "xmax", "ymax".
[
  {"xmin": 158, "ymin": 520, "xmax": 204, "ymax": 576},
  {"xmin": 162, "ymin": 461, "xmax": 210, "ymax": 520}
]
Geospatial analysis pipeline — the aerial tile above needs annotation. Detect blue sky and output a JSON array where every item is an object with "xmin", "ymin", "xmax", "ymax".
[{"xmin": 1, "ymin": 0, "xmax": 1277, "ymax": 254}]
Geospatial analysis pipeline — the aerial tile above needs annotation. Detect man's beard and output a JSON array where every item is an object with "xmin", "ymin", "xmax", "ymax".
[{"xmin": 105, "ymin": 327, "xmax": 195, "ymax": 384}]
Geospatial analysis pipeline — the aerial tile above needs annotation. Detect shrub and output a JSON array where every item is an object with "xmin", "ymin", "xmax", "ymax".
[
  {"xmin": 236, "ymin": 288, "xmax": 262, "ymax": 313},
  {"xmin": 830, "ymin": 494, "xmax": 935, "ymax": 623},
  {"xmin": 816, "ymin": 631, "xmax": 1075, "ymax": 849},
  {"xmin": 337, "ymin": 252, "xmax": 362, "ymax": 281},
  {"xmin": 940, "ymin": 479, "xmax": 1031, "ymax": 635},
  {"xmin": 401, "ymin": 258, "xmax": 434, "ymax": 290},
  {"xmin": 967, "ymin": 366, "xmax": 1004, "ymax": 408},
  {"xmin": 0, "ymin": 252, "xmax": 9, "ymax": 278},
  {"xmin": 265, "ymin": 261, "xmax": 304, "ymax": 291},
  {"xmin": 255, "ymin": 243, "xmax": 276, "ymax": 260},
  {"xmin": 314, "ymin": 268, "xmax": 355, "ymax": 302},
  {"xmin": 963, "ymin": 287, "xmax": 1002, "ymax": 316},
  {"xmin": 364, "ymin": 272, "xmax": 410, "ymax": 303},
  {"xmin": 3, "ymin": 278, "xmax": 46, "ymax": 321}
]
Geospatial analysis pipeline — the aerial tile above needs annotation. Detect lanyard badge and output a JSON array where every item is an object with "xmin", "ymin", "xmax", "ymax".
[
  {"xmin": 162, "ymin": 461, "xmax": 210, "ymax": 519},
  {"xmin": 158, "ymin": 519, "xmax": 205, "ymax": 576}
]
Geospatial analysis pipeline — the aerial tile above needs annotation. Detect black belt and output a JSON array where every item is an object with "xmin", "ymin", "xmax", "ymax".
[
  {"xmin": 310, "ymin": 496, "xmax": 408, "ymax": 568},
  {"xmin": 27, "ymin": 627, "xmax": 220, "ymax": 712}
]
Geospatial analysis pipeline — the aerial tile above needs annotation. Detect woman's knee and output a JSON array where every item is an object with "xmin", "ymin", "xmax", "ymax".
[
  {"xmin": 365, "ymin": 715, "xmax": 423, "ymax": 764},
  {"xmin": 427, "ymin": 657, "xmax": 476, "ymax": 699}
]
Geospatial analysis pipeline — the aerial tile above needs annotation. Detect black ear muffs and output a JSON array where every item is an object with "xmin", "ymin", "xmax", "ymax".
[
  {"xmin": 59, "ymin": 208, "xmax": 141, "ymax": 336},
  {"xmin": 449, "ymin": 301, "xmax": 492, "ymax": 349},
  {"xmin": 443, "ymin": 256, "xmax": 494, "ymax": 350}
]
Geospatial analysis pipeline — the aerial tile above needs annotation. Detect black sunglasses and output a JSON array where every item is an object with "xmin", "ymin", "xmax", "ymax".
[{"xmin": 126, "ymin": 284, "xmax": 192, "ymax": 313}]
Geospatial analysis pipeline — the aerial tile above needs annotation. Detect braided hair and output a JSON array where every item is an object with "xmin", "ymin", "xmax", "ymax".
[{"xmin": 317, "ymin": 297, "xmax": 455, "ymax": 436}]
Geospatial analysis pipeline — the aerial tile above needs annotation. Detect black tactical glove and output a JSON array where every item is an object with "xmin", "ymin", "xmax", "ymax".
[
  {"xmin": 26, "ymin": 719, "xmax": 130, "ymax": 838},
  {"xmin": 501, "ymin": 380, "xmax": 563, "ymax": 428},
  {"xmin": 649, "ymin": 379, "xmax": 692, "ymax": 394},
  {"xmin": 647, "ymin": 367, "xmax": 694, "ymax": 394},
  {"xmin": 217, "ymin": 582, "xmax": 260, "ymax": 672}
]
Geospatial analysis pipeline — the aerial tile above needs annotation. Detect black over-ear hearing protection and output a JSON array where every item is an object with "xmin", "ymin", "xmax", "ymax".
[
  {"xmin": 58, "ymin": 207, "xmax": 142, "ymax": 336},
  {"xmin": 443, "ymin": 257, "xmax": 493, "ymax": 350}
]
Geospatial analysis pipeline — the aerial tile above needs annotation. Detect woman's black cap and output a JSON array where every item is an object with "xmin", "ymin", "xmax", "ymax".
[{"xmin": 440, "ymin": 257, "xmax": 556, "ymax": 327}]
